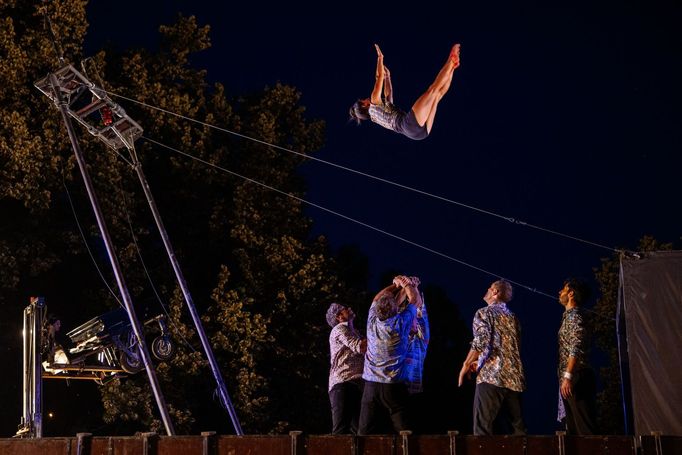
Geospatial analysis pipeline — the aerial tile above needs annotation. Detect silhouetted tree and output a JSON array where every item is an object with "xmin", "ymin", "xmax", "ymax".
[{"xmin": 0, "ymin": 0, "xmax": 345, "ymax": 435}]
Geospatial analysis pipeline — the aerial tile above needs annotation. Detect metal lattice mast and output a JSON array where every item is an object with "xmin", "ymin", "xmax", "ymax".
[
  {"xmin": 36, "ymin": 70, "xmax": 175, "ymax": 435},
  {"xmin": 35, "ymin": 65, "xmax": 243, "ymax": 435}
]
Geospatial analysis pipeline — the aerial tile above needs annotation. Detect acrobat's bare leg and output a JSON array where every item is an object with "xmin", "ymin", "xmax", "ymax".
[{"xmin": 411, "ymin": 44, "xmax": 460, "ymax": 133}]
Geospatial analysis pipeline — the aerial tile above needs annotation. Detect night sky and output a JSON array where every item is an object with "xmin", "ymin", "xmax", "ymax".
[{"xmin": 81, "ymin": 2, "xmax": 682, "ymax": 435}]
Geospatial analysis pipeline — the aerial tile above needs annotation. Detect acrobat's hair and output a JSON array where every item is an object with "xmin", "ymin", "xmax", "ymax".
[{"xmin": 349, "ymin": 100, "xmax": 370, "ymax": 124}]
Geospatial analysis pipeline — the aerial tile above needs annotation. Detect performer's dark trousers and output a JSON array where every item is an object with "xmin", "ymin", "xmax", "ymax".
[
  {"xmin": 562, "ymin": 368, "xmax": 597, "ymax": 435},
  {"xmin": 407, "ymin": 392, "xmax": 427, "ymax": 434},
  {"xmin": 473, "ymin": 382, "xmax": 526, "ymax": 435},
  {"xmin": 358, "ymin": 381, "xmax": 411, "ymax": 435},
  {"xmin": 329, "ymin": 380, "xmax": 363, "ymax": 434}
]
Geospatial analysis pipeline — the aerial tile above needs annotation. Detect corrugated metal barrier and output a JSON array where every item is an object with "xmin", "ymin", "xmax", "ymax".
[{"xmin": 1, "ymin": 432, "xmax": 680, "ymax": 454}]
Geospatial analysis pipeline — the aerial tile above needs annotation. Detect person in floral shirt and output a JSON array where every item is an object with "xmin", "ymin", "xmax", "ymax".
[
  {"xmin": 327, "ymin": 303, "xmax": 367, "ymax": 434},
  {"xmin": 557, "ymin": 277, "xmax": 597, "ymax": 434},
  {"xmin": 358, "ymin": 275, "xmax": 422, "ymax": 435},
  {"xmin": 459, "ymin": 279, "xmax": 526, "ymax": 435}
]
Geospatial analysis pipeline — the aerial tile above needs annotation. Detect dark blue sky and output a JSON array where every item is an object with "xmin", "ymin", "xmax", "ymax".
[{"xmin": 86, "ymin": 2, "xmax": 682, "ymax": 434}]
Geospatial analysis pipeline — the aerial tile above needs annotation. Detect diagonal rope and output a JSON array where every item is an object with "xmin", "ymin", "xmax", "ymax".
[
  {"xmin": 142, "ymin": 135, "xmax": 556, "ymax": 300},
  {"xmin": 114, "ymin": 175, "xmax": 198, "ymax": 353},
  {"xmin": 100, "ymin": 88, "xmax": 621, "ymax": 254},
  {"xmin": 61, "ymin": 171, "xmax": 124, "ymax": 308}
]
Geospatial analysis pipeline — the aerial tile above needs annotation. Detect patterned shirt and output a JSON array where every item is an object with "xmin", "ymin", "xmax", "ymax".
[
  {"xmin": 471, "ymin": 302, "xmax": 525, "ymax": 392},
  {"xmin": 557, "ymin": 307, "xmax": 590, "ymax": 378},
  {"xmin": 363, "ymin": 300, "xmax": 417, "ymax": 383},
  {"xmin": 404, "ymin": 304, "xmax": 430, "ymax": 394},
  {"xmin": 368, "ymin": 102, "xmax": 404, "ymax": 132},
  {"xmin": 329, "ymin": 322, "xmax": 365, "ymax": 391}
]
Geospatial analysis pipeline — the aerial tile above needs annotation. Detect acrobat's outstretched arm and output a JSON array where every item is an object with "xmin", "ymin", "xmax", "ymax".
[
  {"xmin": 370, "ymin": 44, "xmax": 385, "ymax": 105},
  {"xmin": 383, "ymin": 66, "xmax": 393, "ymax": 104}
]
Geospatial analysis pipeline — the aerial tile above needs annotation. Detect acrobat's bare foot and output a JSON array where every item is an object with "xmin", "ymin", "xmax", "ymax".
[
  {"xmin": 449, "ymin": 44, "xmax": 461, "ymax": 69},
  {"xmin": 375, "ymin": 43, "xmax": 384, "ymax": 58}
]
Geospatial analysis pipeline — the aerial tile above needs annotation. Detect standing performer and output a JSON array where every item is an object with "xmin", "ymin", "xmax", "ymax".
[
  {"xmin": 458, "ymin": 280, "xmax": 526, "ymax": 435},
  {"xmin": 358, "ymin": 275, "xmax": 422, "ymax": 434},
  {"xmin": 327, "ymin": 303, "xmax": 367, "ymax": 434},
  {"xmin": 349, "ymin": 43, "xmax": 461, "ymax": 140},
  {"xmin": 557, "ymin": 278, "xmax": 597, "ymax": 434}
]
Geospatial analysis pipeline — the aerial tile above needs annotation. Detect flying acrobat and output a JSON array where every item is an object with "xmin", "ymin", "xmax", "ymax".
[{"xmin": 349, "ymin": 43, "xmax": 461, "ymax": 140}]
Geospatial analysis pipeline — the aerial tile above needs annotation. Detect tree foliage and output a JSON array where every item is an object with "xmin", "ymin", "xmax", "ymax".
[
  {"xmin": 1, "ymin": 0, "xmax": 473, "ymax": 437},
  {"xmin": 0, "ymin": 0, "xmax": 347, "ymax": 435}
]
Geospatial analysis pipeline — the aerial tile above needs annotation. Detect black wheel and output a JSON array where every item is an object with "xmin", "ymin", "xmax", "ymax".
[
  {"xmin": 118, "ymin": 330, "xmax": 144, "ymax": 374},
  {"xmin": 151, "ymin": 336, "xmax": 176, "ymax": 361},
  {"xmin": 118, "ymin": 347, "xmax": 144, "ymax": 374}
]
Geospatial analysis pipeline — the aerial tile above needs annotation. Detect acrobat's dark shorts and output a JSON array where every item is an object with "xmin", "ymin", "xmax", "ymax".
[{"xmin": 396, "ymin": 110, "xmax": 429, "ymax": 141}]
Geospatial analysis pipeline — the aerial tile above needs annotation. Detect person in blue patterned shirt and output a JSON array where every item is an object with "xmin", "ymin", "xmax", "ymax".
[
  {"xmin": 459, "ymin": 279, "xmax": 526, "ymax": 435},
  {"xmin": 358, "ymin": 275, "xmax": 423, "ymax": 435},
  {"xmin": 557, "ymin": 277, "xmax": 597, "ymax": 434},
  {"xmin": 349, "ymin": 43, "xmax": 460, "ymax": 140}
]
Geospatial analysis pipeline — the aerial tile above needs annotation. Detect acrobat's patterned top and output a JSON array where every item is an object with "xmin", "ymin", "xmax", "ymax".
[{"xmin": 369, "ymin": 101, "xmax": 404, "ymax": 132}]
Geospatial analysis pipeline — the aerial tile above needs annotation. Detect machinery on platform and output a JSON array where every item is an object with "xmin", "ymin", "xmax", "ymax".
[
  {"xmin": 16, "ymin": 298, "xmax": 176, "ymax": 438},
  {"xmin": 64, "ymin": 308, "xmax": 176, "ymax": 376}
]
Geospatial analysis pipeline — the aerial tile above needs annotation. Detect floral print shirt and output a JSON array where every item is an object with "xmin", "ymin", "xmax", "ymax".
[
  {"xmin": 557, "ymin": 307, "xmax": 590, "ymax": 378},
  {"xmin": 471, "ymin": 302, "xmax": 525, "ymax": 392},
  {"xmin": 329, "ymin": 322, "xmax": 365, "ymax": 391},
  {"xmin": 363, "ymin": 301, "xmax": 417, "ymax": 384},
  {"xmin": 368, "ymin": 101, "xmax": 404, "ymax": 132}
]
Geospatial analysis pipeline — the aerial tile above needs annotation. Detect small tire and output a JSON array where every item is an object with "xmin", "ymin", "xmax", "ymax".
[
  {"xmin": 119, "ymin": 348, "xmax": 144, "ymax": 374},
  {"xmin": 151, "ymin": 336, "xmax": 176, "ymax": 362}
]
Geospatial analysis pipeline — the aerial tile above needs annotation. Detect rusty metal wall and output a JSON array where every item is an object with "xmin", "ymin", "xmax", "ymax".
[{"xmin": 2, "ymin": 433, "xmax": 680, "ymax": 455}]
